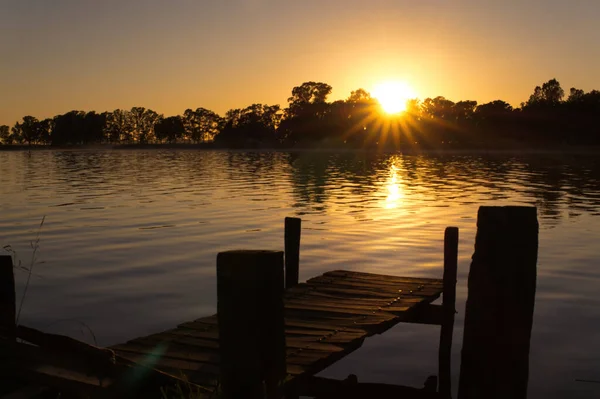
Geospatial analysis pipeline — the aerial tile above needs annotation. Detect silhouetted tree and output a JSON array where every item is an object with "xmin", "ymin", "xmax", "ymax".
[
  {"xmin": 104, "ymin": 109, "xmax": 132, "ymax": 143},
  {"xmin": 473, "ymin": 100, "xmax": 515, "ymax": 144},
  {"xmin": 279, "ymin": 82, "xmax": 333, "ymax": 145},
  {"xmin": 422, "ymin": 96, "xmax": 455, "ymax": 120},
  {"xmin": 286, "ymin": 81, "xmax": 332, "ymax": 118},
  {"xmin": 216, "ymin": 104, "xmax": 281, "ymax": 147},
  {"xmin": 526, "ymin": 78, "xmax": 564, "ymax": 107},
  {"xmin": 11, "ymin": 116, "xmax": 50, "ymax": 145},
  {"xmin": 52, "ymin": 111, "xmax": 85, "ymax": 145},
  {"xmin": 326, "ymin": 89, "xmax": 379, "ymax": 145},
  {"xmin": 453, "ymin": 101, "xmax": 477, "ymax": 123},
  {"xmin": 83, "ymin": 111, "xmax": 106, "ymax": 144},
  {"xmin": 130, "ymin": 107, "xmax": 161, "ymax": 144},
  {"xmin": 183, "ymin": 108, "xmax": 223, "ymax": 143},
  {"xmin": 155, "ymin": 116, "xmax": 185, "ymax": 143},
  {"xmin": 568, "ymin": 88, "xmax": 585, "ymax": 103},
  {"xmin": 0, "ymin": 125, "xmax": 10, "ymax": 144},
  {"xmin": 563, "ymin": 88, "xmax": 600, "ymax": 144},
  {"xmin": 347, "ymin": 88, "xmax": 374, "ymax": 104},
  {"xmin": 5, "ymin": 76, "xmax": 600, "ymax": 149}
]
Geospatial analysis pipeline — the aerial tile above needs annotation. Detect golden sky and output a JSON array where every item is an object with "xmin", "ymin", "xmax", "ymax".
[{"xmin": 1, "ymin": 0, "xmax": 599, "ymax": 125}]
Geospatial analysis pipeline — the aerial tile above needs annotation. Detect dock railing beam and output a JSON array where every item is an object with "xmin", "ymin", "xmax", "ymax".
[
  {"xmin": 458, "ymin": 206, "xmax": 538, "ymax": 399},
  {"xmin": 217, "ymin": 250, "xmax": 286, "ymax": 399},
  {"xmin": 439, "ymin": 227, "xmax": 458, "ymax": 398},
  {"xmin": 284, "ymin": 217, "xmax": 301, "ymax": 289}
]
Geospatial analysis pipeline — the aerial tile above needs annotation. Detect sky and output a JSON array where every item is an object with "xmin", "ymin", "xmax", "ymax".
[{"xmin": 1, "ymin": 0, "xmax": 600, "ymax": 126}]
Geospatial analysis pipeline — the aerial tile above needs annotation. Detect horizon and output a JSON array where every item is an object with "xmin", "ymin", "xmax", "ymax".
[{"xmin": 2, "ymin": 0, "xmax": 600, "ymax": 126}]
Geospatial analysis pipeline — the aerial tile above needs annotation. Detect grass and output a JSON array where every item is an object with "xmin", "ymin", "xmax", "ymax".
[{"xmin": 3, "ymin": 215, "xmax": 45, "ymax": 326}]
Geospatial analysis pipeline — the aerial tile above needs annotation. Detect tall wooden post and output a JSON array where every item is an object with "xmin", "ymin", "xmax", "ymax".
[
  {"xmin": 0, "ymin": 255, "xmax": 15, "ymax": 341},
  {"xmin": 458, "ymin": 206, "xmax": 538, "ymax": 399},
  {"xmin": 0, "ymin": 255, "xmax": 16, "ymax": 380},
  {"xmin": 439, "ymin": 227, "xmax": 458, "ymax": 398},
  {"xmin": 284, "ymin": 217, "xmax": 301, "ymax": 289},
  {"xmin": 217, "ymin": 250, "xmax": 286, "ymax": 399}
]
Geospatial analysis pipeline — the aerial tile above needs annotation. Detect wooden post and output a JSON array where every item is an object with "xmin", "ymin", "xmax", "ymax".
[
  {"xmin": 217, "ymin": 250, "xmax": 286, "ymax": 399},
  {"xmin": 458, "ymin": 206, "xmax": 538, "ymax": 399},
  {"xmin": 0, "ymin": 255, "xmax": 15, "ymax": 341},
  {"xmin": 439, "ymin": 227, "xmax": 458, "ymax": 398},
  {"xmin": 284, "ymin": 217, "xmax": 301, "ymax": 289}
]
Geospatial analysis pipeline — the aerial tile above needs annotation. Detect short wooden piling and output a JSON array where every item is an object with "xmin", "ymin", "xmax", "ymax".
[
  {"xmin": 458, "ymin": 206, "xmax": 538, "ymax": 399},
  {"xmin": 438, "ymin": 227, "xmax": 458, "ymax": 398},
  {"xmin": 217, "ymin": 250, "xmax": 286, "ymax": 399},
  {"xmin": 0, "ymin": 255, "xmax": 15, "ymax": 341},
  {"xmin": 284, "ymin": 217, "xmax": 301, "ymax": 289}
]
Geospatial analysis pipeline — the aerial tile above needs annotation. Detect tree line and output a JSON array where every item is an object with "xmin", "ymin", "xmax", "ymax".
[{"xmin": 1, "ymin": 78, "xmax": 599, "ymax": 149}]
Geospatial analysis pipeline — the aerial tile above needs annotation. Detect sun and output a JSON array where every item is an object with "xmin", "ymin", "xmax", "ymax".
[{"xmin": 372, "ymin": 81, "xmax": 416, "ymax": 114}]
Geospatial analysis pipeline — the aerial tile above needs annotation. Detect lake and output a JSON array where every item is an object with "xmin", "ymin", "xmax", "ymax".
[{"xmin": 1, "ymin": 149, "xmax": 599, "ymax": 398}]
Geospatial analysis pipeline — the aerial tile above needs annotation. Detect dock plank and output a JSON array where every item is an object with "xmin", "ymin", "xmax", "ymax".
[
  {"xmin": 307, "ymin": 276, "xmax": 442, "ymax": 296},
  {"xmin": 324, "ymin": 270, "xmax": 443, "ymax": 284},
  {"xmin": 285, "ymin": 296, "xmax": 418, "ymax": 314}
]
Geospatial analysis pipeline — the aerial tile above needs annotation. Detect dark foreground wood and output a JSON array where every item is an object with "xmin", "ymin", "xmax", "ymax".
[{"xmin": 458, "ymin": 206, "xmax": 538, "ymax": 399}]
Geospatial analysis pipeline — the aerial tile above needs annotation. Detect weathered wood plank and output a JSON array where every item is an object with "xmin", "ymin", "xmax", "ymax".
[
  {"xmin": 284, "ymin": 328, "xmax": 347, "ymax": 337},
  {"xmin": 324, "ymin": 270, "xmax": 443, "ymax": 284},
  {"xmin": 285, "ymin": 296, "xmax": 418, "ymax": 314},
  {"xmin": 285, "ymin": 303, "xmax": 399, "ymax": 318},
  {"xmin": 130, "ymin": 334, "xmax": 220, "ymax": 351},
  {"xmin": 176, "ymin": 323, "xmax": 360, "ymax": 342},
  {"xmin": 179, "ymin": 317, "xmax": 363, "ymax": 337},
  {"xmin": 310, "ymin": 277, "xmax": 440, "ymax": 292},
  {"xmin": 285, "ymin": 333, "xmax": 365, "ymax": 346},
  {"xmin": 112, "ymin": 343, "xmax": 220, "ymax": 364},
  {"xmin": 312, "ymin": 273, "xmax": 443, "ymax": 290},
  {"xmin": 114, "ymin": 351, "xmax": 220, "ymax": 375},
  {"xmin": 307, "ymin": 285, "xmax": 440, "ymax": 304},
  {"xmin": 306, "ymin": 285, "xmax": 402, "ymax": 299},
  {"xmin": 282, "ymin": 319, "xmax": 364, "ymax": 334},
  {"xmin": 287, "ymin": 289, "xmax": 425, "ymax": 304},
  {"xmin": 17, "ymin": 325, "xmax": 116, "ymax": 369},
  {"xmin": 308, "ymin": 276, "xmax": 442, "ymax": 296},
  {"xmin": 285, "ymin": 309, "xmax": 393, "ymax": 325},
  {"xmin": 284, "ymin": 340, "xmax": 346, "ymax": 354}
]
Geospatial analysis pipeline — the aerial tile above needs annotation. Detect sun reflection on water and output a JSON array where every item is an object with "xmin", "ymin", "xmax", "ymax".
[{"xmin": 385, "ymin": 161, "xmax": 404, "ymax": 209}]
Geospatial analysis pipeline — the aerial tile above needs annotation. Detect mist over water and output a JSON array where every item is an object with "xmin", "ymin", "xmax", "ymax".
[{"xmin": 1, "ymin": 149, "xmax": 599, "ymax": 398}]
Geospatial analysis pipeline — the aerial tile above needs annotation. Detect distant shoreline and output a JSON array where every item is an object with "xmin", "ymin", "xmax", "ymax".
[{"xmin": 2, "ymin": 143, "xmax": 600, "ymax": 155}]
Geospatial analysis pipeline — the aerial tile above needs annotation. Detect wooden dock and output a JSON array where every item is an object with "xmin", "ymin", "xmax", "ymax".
[
  {"xmin": 1, "ymin": 218, "xmax": 460, "ymax": 399},
  {"xmin": 1, "ymin": 206, "xmax": 541, "ymax": 399},
  {"xmin": 105, "ymin": 218, "xmax": 459, "ymax": 398},
  {"xmin": 111, "ymin": 270, "xmax": 446, "ymax": 389}
]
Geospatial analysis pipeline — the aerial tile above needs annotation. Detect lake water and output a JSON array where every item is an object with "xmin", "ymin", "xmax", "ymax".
[{"xmin": 1, "ymin": 149, "xmax": 599, "ymax": 398}]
